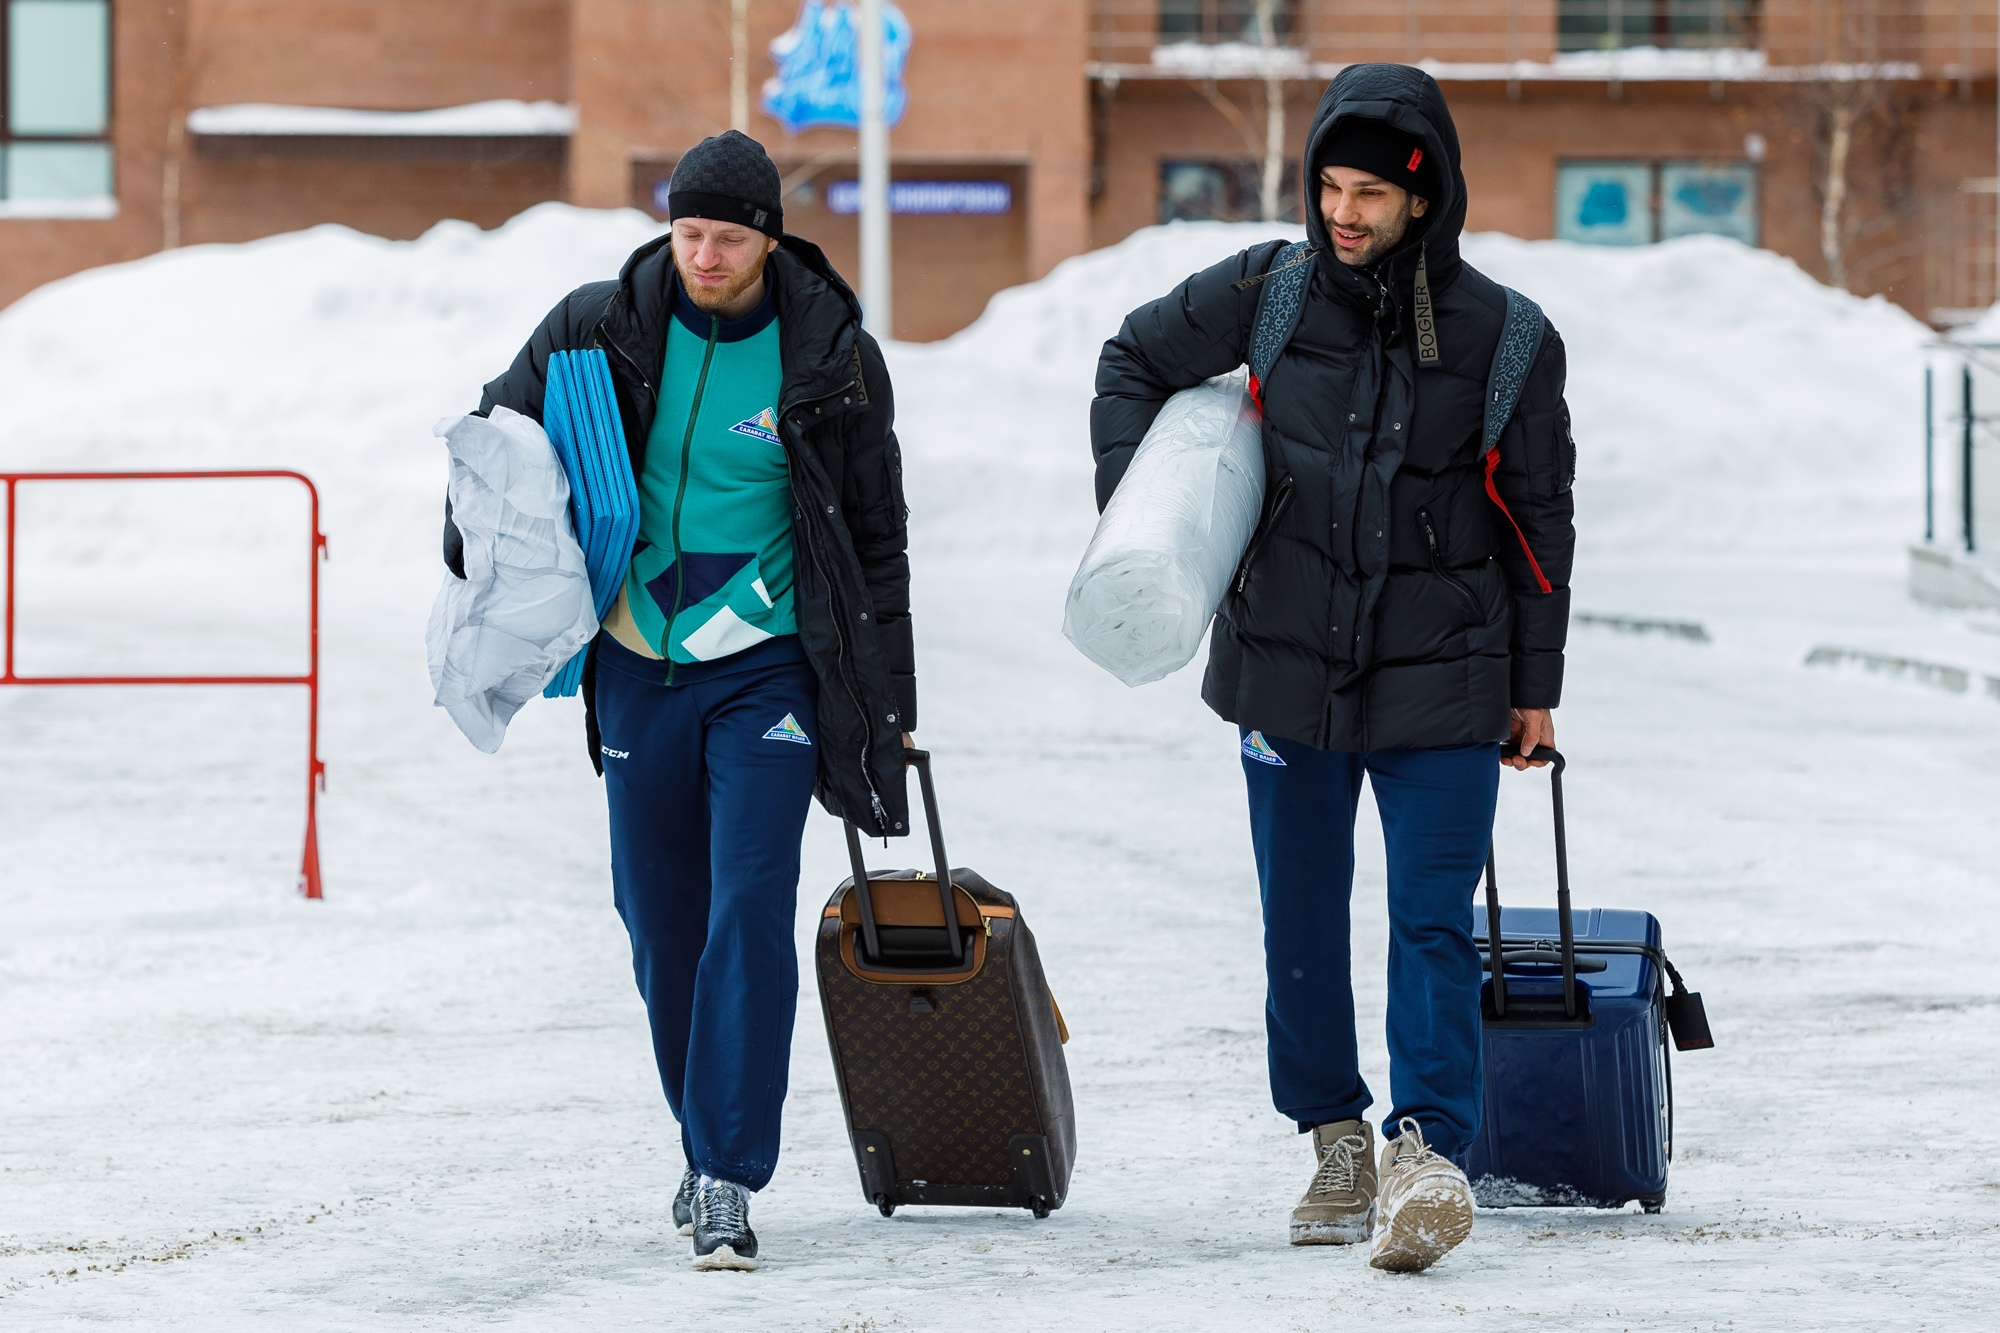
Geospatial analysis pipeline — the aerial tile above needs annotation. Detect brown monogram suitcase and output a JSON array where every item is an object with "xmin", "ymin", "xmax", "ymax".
[{"xmin": 815, "ymin": 750, "xmax": 1075, "ymax": 1218}]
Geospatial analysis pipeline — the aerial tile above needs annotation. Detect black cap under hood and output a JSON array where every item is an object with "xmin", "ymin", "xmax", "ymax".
[{"xmin": 1302, "ymin": 63, "xmax": 1468, "ymax": 289}]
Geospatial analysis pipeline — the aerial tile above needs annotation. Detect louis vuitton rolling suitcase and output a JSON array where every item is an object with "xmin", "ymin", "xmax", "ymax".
[
  {"xmin": 1465, "ymin": 746, "xmax": 1714, "ymax": 1213},
  {"xmin": 815, "ymin": 750, "xmax": 1076, "ymax": 1218}
]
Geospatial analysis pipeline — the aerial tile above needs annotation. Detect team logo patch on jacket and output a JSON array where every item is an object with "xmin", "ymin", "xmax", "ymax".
[
  {"xmin": 728, "ymin": 407, "xmax": 782, "ymax": 445},
  {"xmin": 763, "ymin": 713, "xmax": 812, "ymax": 745},
  {"xmin": 1241, "ymin": 731, "xmax": 1286, "ymax": 766}
]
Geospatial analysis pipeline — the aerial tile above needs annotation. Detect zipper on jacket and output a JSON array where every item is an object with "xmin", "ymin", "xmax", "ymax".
[
  {"xmin": 796, "ymin": 494, "xmax": 888, "ymax": 828},
  {"xmin": 595, "ymin": 298, "xmax": 660, "ymax": 439},
  {"xmin": 780, "ymin": 379, "xmax": 890, "ymax": 830},
  {"xmin": 663, "ymin": 315, "xmax": 723, "ymax": 684},
  {"xmin": 1233, "ymin": 477, "xmax": 1295, "ymax": 596},
  {"xmin": 1417, "ymin": 507, "xmax": 1481, "ymax": 618}
]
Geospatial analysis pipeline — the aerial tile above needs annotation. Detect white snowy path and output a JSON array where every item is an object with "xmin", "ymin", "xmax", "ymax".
[{"xmin": 3, "ymin": 216, "xmax": 1998, "ymax": 1329}]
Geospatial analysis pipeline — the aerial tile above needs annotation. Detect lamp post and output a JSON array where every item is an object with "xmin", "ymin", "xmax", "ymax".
[{"xmin": 858, "ymin": 0, "xmax": 892, "ymax": 338}]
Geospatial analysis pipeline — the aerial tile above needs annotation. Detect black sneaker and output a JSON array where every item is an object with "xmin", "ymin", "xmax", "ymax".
[
  {"xmin": 691, "ymin": 1177, "xmax": 759, "ymax": 1271},
  {"xmin": 672, "ymin": 1167, "xmax": 698, "ymax": 1237}
]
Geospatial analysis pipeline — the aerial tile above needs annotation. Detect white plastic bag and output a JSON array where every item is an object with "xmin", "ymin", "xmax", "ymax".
[
  {"xmin": 1063, "ymin": 372, "xmax": 1265, "ymax": 686},
  {"xmin": 426, "ymin": 406, "xmax": 599, "ymax": 752}
]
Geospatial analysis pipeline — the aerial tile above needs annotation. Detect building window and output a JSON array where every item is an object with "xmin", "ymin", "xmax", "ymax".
[
  {"xmin": 1557, "ymin": 0, "xmax": 1757, "ymax": 52},
  {"xmin": 2, "ymin": 0, "xmax": 113, "ymax": 207},
  {"xmin": 1159, "ymin": 0, "xmax": 1298, "ymax": 45},
  {"xmin": 1556, "ymin": 159, "xmax": 1759, "ymax": 246},
  {"xmin": 1160, "ymin": 158, "xmax": 1299, "ymax": 224}
]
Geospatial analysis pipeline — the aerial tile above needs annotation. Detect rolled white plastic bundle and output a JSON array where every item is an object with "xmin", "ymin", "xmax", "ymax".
[
  {"xmin": 1063, "ymin": 372, "xmax": 1265, "ymax": 686},
  {"xmin": 426, "ymin": 406, "xmax": 600, "ymax": 752}
]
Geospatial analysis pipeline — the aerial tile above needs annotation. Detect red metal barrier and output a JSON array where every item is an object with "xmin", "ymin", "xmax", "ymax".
[{"xmin": 0, "ymin": 470, "xmax": 328, "ymax": 898}]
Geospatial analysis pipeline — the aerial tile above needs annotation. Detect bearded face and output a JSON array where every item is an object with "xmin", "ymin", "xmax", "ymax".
[
  {"xmin": 671, "ymin": 219, "xmax": 777, "ymax": 316},
  {"xmin": 1318, "ymin": 166, "xmax": 1429, "ymax": 268}
]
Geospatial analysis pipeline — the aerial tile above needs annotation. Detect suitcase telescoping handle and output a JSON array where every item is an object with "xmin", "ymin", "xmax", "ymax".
[
  {"xmin": 843, "ymin": 749, "xmax": 961, "ymax": 966},
  {"xmin": 1485, "ymin": 744, "xmax": 1582, "ymax": 1021}
]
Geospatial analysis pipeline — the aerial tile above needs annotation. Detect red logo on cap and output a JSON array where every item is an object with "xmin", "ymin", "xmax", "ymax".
[{"xmin": 1407, "ymin": 148, "xmax": 1424, "ymax": 172}]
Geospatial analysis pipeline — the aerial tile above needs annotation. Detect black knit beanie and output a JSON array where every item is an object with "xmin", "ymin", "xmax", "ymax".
[
  {"xmin": 668, "ymin": 130, "xmax": 784, "ymax": 238},
  {"xmin": 1314, "ymin": 118, "xmax": 1438, "ymax": 201}
]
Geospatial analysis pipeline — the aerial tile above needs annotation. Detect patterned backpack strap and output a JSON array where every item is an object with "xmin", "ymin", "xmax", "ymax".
[
  {"xmin": 1242, "ymin": 240, "xmax": 1317, "ymax": 401},
  {"xmin": 1481, "ymin": 285, "xmax": 1554, "ymax": 594},
  {"xmin": 1483, "ymin": 286, "xmax": 1546, "ymax": 453}
]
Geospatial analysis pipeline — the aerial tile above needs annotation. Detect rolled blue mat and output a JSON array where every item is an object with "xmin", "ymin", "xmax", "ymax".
[{"xmin": 541, "ymin": 349, "xmax": 640, "ymax": 699}]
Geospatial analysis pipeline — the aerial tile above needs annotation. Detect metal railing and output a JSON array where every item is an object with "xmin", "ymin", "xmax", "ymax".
[
  {"xmin": 1, "ymin": 470, "xmax": 329, "ymax": 898},
  {"xmin": 1922, "ymin": 349, "xmax": 2000, "ymax": 556}
]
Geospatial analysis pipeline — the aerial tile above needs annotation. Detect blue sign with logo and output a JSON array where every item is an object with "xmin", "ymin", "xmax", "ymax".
[
  {"xmin": 761, "ymin": 0, "xmax": 912, "ymax": 135},
  {"xmin": 825, "ymin": 179, "xmax": 1010, "ymax": 216}
]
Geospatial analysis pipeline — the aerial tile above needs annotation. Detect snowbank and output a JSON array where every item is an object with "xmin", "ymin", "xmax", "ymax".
[
  {"xmin": 0, "ymin": 210, "xmax": 1925, "ymax": 669},
  {"xmin": 0, "ymin": 204, "xmax": 664, "ymax": 566},
  {"xmin": 918, "ymin": 222, "xmax": 1929, "ymax": 568},
  {"xmin": 1, "ymin": 211, "xmax": 1923, "ymax": 571},
  {"xmin": 186, "ymin": 100, "xmax": 577, "ymax": 137}
]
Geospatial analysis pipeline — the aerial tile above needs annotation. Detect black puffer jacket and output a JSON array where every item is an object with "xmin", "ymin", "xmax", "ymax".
[
  {"xmin": 1091, "ymin": 63, "xmax": 1574, "ymax": 752},
  {"xmin": 450, "ymin": 234, "xmax": 917, "ymax": 838}
]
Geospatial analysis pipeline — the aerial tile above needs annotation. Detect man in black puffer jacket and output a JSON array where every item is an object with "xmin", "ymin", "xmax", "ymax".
[
  {"xmin": 444, "ymin": 132, "xmax": 916, "ymax": 1270},
  {"xmin": 1092, "ymin": 65, "xmax": 1574, "ymax": 1272}
]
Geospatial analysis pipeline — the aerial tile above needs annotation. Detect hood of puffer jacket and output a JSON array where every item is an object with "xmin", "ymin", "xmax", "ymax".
[{"xmin": 1302, "ymin": 63, "xmax": 1468, "ymax": 292}]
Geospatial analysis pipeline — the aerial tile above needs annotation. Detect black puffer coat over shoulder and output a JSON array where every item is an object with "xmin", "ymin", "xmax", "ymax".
[
  {"xmin": 1091, "ymin": 64, "xmax": 1574, "ymax": 753},
  {"xmin": 450, "ymin": 234, "xmax": 917, "ymax": 838}
]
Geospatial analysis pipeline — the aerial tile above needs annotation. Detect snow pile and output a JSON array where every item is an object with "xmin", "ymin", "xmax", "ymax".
[
  {"xmin": 919, "ymin": 221, "xmax": 1305, "ymax": 383},
  {"xmin": 0, "ymin": 204, "xmax": 663, "ymax": 564},
  {"xmin": 1950, "ymin": 299, "xmax": 2000, "ymax": 343},
  {"xmin": 186, "ymin": 100, "xmax": 577, "ymax": 137},
  {"xmin": 0, "ymin": 211, "xmax": 1927, "ymax": 676},
  {"xmin": 1150, "ymin": 40, "xmax": 1309, "ymax": 77},
  {"xmin": 1545, "ymin": 46, "xmax": 1769, "ymax": 79},
  {"xmin": 920, "ymin": 222, "xmax": 1929, "ymax": 568},
  {"xmin": 1, "ymin": 211, "xmax": 1921, "ymax": 576}
]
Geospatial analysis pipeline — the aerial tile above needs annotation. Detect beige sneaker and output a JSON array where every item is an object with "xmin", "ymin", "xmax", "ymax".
[
  {"xmin": 1367, "ymin": 1117, "xmax": 1474, "ymax": 1273},
  {"xmin": 1289, "ymin": 1119, "xmax": 1378, "ymax": 1245}
]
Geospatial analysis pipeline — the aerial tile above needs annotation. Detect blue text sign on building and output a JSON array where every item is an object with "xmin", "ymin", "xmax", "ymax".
[
  {"xmin": 761, "ymin": 0, "xmax": 912, "ymax": 135},
  {"xmin": 824, "ymin": 179, "xmax": 1011, "ymax": 216}
]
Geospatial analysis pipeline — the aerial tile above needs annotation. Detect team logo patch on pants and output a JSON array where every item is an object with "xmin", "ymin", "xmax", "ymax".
[
  {"xmin": 763, "ymin": 713, "xmax": 812, "ymax": 745},
  {"xmin": 1242, "ymin": 730, "xmax": 1286, "ymax": 766}
]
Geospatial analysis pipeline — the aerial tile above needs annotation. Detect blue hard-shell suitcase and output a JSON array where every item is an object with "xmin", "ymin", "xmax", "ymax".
[{"xmin": 1465, "ymin": 748, "xmax": 1713, "ymax": 1213}]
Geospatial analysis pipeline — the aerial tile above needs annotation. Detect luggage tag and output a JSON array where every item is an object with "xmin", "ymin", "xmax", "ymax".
[
  {"xmin": 1659, "ymin": 955, "xmax": 1715, "ymax": 1051},
  {"xmin": 1665, "ymin": 988, "xmax": 1714, "ymax": 1052}
]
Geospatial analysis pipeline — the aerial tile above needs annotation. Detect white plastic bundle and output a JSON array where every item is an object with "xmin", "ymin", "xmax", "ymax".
[
  {"xmin": 1063, "ymin": 372, "xmax": 1265, "ymax": 686},
  {"xmin": 426, "ymin": 406, "xmax": 599, "ymax": 752}
]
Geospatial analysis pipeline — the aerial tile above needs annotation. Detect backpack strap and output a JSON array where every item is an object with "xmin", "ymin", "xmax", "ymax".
[
  {"xmin": 1241, "ymin": 240, "xmax": 1316, "ymax": 410},
  {"xmin": 1483, "ymin": 287, "xmax": 1546, "ymax": 452},
  {"xmin": 1481, "ymin": 286, "xmax": 1554, "ymax": 595}
]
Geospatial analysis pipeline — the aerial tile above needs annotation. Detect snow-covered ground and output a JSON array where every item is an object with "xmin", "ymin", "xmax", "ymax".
[{"xmin": 3, "ymin": 210, "xmax": 1998, "ymax": 1330}]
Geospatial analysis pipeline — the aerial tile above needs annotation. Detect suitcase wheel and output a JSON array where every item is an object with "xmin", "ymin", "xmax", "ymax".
[
  {"xmin": 874, "ymin": 1196, "xmax": 896, "ymax": 1218},
  {"xmin": 1029, "ymin": 1198, "xmax": 1051, "ymax": 1220},
  {"xmin": 1640, "ymin": 1192, "xmax": 1665, "ymax": 1215}
]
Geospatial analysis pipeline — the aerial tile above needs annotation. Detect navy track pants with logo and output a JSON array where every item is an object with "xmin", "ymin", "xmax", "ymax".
[
  {"xmin": 594, "ymin": 632, "xmax": 820, "ymax": 1192},
  {"xmin": 1240, "ymin": 731, "xmax": 1500, "ymax": 1162}
]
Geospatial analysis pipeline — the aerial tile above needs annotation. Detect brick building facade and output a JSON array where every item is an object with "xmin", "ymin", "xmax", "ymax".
[{"xmin": 1, "ymin": 1, "xmax": 1994, "ymax": 339}]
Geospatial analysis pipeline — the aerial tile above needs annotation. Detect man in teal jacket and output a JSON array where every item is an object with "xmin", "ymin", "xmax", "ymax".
[{"xmin": 457, "ymin": 131, "xmax": 917, "ymax": 1272}]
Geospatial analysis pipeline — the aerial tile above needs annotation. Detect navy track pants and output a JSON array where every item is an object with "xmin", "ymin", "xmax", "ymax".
[
  {"xmin": 594, "ymin": 633, "xmax": 820, "ymax": 1191},
  {"xmin": 1240, "ymin": 731, "xmax": 1499, "ymax": 1161}
]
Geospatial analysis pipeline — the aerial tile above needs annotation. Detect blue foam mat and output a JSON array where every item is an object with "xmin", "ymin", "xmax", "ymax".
[{"xmin": 541, "ymin": 349, "xmax": 640, "ymax": 699}]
